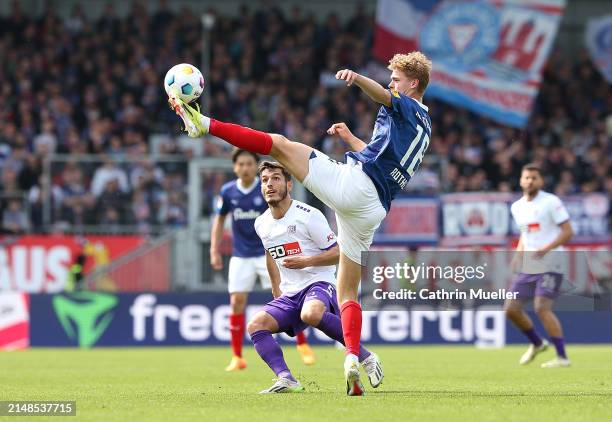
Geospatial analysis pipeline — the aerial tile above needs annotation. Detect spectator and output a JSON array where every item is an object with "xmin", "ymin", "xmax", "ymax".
[
  {"xmin": 2, "ymin": 199, "xmax": 29, "ymax": 233},
  {"xmin": 0, "ymin": 4, "xmax": 608, "ymax": 234},
  {"xmin": 90, "ymin": 157, "xmax": 129, "ymax": 197}
]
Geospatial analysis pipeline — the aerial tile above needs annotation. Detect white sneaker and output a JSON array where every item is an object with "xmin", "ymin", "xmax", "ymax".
[
  {"xmin": 344, "ymin": 354, "xmax": 364, "ymax": 396},
  {"xmin": 361, "ymin": 353, "xmax": 384, "ymax": 388},
  {"xmin": 541, "ymin": 357, "xmax": 571, "ymax": 368},
  {"xmin": 259, "ymin": 377, "xmax": 305, "ymax": 394},
  {"xmin": 519, "ymin": 340, "xmax": 549, "ymax": 365}
]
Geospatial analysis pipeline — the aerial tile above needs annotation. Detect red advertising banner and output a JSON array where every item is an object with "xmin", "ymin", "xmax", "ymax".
[{"xmin": 0, "ymin": 236, "xmax": 144, "ymax": 293}]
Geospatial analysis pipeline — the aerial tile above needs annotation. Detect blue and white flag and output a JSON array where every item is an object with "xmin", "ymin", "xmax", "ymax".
[
  {"xmin": 374, "ymin": 0, "xmax": 566, "ymax": 128},
  {"xmin": 586, "ymin": 15, "xmax": 612, "ymax": 83}
]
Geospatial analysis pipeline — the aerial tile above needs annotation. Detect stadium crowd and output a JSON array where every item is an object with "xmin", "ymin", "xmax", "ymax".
[{"xmin": 0, "ymin": 0, "xmax": 610, "ymax": 233}]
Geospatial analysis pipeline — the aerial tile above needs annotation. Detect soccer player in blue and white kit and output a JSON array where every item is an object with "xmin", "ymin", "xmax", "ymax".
[
  {"xmin": 171, "ymin": 52, "xmax": 432, "ymax": 395},
  {"xmin": 505, "ymin": 164, "xmax": 574, "ymax": 368},
  {"xmin": 248, "ymin": 161, "xmax": 383, "ymax": 393},
  {"xmin": 211, "ymin": 149, "xmax": 315, "ymax": 371}
]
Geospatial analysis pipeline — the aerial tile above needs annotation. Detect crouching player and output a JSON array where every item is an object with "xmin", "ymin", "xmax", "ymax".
[{"xmin": 248, "ymin": 161, "xmax": 383, "ymax": 394}]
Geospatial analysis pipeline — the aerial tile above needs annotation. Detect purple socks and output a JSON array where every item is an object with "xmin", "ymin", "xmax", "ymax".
[
  {"xmin": 250, "ymin": 330, "xmax": 296, "ymax": 382},
  {"xmin": 550, "ymin": 336, "xmax": 567, "ymax": 358},
  {"xmin": 522, "ymin": 328, "xmax": 543, "ymax": 347}
]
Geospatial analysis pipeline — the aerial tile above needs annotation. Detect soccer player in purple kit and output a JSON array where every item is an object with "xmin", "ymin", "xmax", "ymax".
[
  {"xmin": 248, "ymin": 161, "xmax": 383, "ymax": 393},
  {"xmin": 211, "ymin": 149, "xmax": 315, "ymax": 371},
  {"xmin": 171, "ymin": 52, "xmax": 431, "ymax": 395},
  {"xmin": 505, "ymin": 164, "xmax": 574, "ymax": 368}
]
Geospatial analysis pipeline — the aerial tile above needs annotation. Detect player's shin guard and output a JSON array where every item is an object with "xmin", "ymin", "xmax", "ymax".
[
  {"xmin": 318, "ymin": 311, "xmax": 370, "ymax": 362},
  {"xmin": 250, "ymin": 330, "xmax": 296, "ymax": 382},
  {"xmin": 209, "ymin": 119, "xmax": 273, "ymax": 155},
  {"xmin": 340, "ymin": 301, "xmax": 362, "ymax": 358},
  {"xmin": 229, "ymin": 314, "xmax": 245, "ymax": 357}
]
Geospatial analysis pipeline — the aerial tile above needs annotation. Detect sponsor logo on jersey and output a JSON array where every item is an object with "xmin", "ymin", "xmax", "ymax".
[
  {"xmin": 295, "ymin": 204, "xmax": 311, "ymax": 213},
  {"xmin": 527, "ymin": 222, "xmax": 541, "ymax": 232},
  {"xmin": 267, "ymin": 242, "xmax": 302, "ymax": 259},
  {"xmin": 233, "ymin": 208, "xmax": 261, "ymax": 220}
]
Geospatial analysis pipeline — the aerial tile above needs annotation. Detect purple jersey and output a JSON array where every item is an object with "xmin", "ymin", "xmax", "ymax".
[
  {"xmin": 216, "ymin": 179, "xmax": 268, "ymax": 258},
  {"xmin": 346, "ymin": 91, "xmax": 432, "ymax": 212}
]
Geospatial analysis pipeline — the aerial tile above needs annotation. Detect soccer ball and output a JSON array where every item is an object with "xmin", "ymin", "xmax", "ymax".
[{"xmin": 164, "ymin": 63, "xmax": 204, "ymax": 104}]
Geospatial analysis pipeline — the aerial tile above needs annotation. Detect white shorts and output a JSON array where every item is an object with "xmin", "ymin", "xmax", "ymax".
[
  {"xmin": 303, "ymin": 152, "xmax": 386, "ymax": 265},
  {"xmin": 228, "ymin": 256, "xmax": 271, "ymax": 293}
]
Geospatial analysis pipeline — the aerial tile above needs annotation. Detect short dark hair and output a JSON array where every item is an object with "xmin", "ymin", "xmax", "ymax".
[
  {"xmin": 231, "ymin": 148, "xmax": 259, "ymax": 163},
  {"xmin": 258, "ymin": 161, "xmax": 292, "ymax": 182},
  {"xmin": 521, "ymin": 163, "xmax": 542, "ymax": 176}
]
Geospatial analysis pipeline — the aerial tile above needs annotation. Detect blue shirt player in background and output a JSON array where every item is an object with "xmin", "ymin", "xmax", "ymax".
[
  {"xmin": 171, "ymin": 52, "xmax": 432, "ymax": 394},
  {"xmin": 211, "ymin": 149, "xmax": 316, "ymax": 372}
]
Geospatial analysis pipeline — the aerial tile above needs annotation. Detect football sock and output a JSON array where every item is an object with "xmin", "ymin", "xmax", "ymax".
[
  {"xmin": 209, "ymin": 119, "xmax": 273, "ymax": 155},
  {"xmin": 250, "ymin": 330, "xmax": 296, "ymax": 382},
  {"xmin": 317, "ymin": 311, "xmax": 371, "ymax": 362},
  {"xmin": 522, "ymin": 328, "xmax": 543, "ymax": 347},
  {"xmin": 550, "ymin": 337, "xmax": 567, "ymax": 358},
  {"xmin": 340, "ymin": 301, "xmax": 363, "ymax": 358},
  {"xmin": 229, "ymin": 313, "xmax": 245, "ymax": 357},
  {"xmin": 296, "ymin": 331, "xmax": 307, "ymax": 345}
]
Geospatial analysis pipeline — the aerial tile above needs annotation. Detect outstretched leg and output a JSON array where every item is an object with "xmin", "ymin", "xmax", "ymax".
[
  {"xmin": 211, "ymin": 121, "xmax": 313, "ymax": 182},
  {"xmin": 169, "ymin": 94, "xmax": 314, "ymax": 181}
]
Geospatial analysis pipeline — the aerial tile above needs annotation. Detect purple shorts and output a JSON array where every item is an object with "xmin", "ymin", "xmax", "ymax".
[
  {"xmin": 510, "ymin": 272, "xmax": 563, "ymax": 300},
  {"xmin": 263, "ymin": 281, "xmax": 340, "ymax": 337}
]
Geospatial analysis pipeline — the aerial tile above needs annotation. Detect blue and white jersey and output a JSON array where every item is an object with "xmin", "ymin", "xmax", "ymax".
[
  {"xmin": 346, "ymin": 91, "xmax": 432, "ymax": 212},
  {"xmin": 216, "ymin": 178, "xmax": 268, "ymax": 258}
]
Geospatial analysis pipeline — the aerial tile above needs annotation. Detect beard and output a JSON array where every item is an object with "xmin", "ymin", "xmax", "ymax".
[{"xmin": 266, "ymin": 184, "xmax": 288, "ymax": 206}]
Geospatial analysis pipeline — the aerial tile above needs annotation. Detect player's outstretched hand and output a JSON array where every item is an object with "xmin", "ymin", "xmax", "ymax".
[
  {"xmin": 281, "ymin": 256, "xmax": 310, "ymax": 270},
  {"xmin": 335, "ymin": 69, "xmax": 358, "ymax": 86},
  {"xmin": 327, "ymin": 122, "xmax": 354, "ymax": 142}
]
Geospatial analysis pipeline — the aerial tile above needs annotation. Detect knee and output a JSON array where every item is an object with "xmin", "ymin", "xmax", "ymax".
[
  {"xmin": 504, "ymin": 305, "xmax": 520, "ymax": 318},
  {"xmin": 534, "ymin": 305, "xmax": 550, "ymax": 318},
  {"xmin": 246, "ymin": 317, "xmax": 265, "ymax": 335},
  {"xmin": 269, "ymin": 134, "xmax": 292, "ymax": 156},
  {"xmin": 270, "ymin": 133, "xmax": 289, "ymax": 145},
  {"xmin": 300, "ymin": 308, "xmax": 323, "ymax": 327}
]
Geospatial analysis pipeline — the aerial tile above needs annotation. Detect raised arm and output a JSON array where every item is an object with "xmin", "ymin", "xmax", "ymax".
[
  {"xmin": 327, "ymin": 122, "xmax": 367, "ymax": 152},
  {"xmin": 336, "ymin": 69, "xmax": 392, "ymax": 107}
]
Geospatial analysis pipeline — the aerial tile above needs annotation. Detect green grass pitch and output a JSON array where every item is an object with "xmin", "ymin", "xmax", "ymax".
[{"xmin": 3, "ymin": 345, "xmax": 612, "ymax": 421}]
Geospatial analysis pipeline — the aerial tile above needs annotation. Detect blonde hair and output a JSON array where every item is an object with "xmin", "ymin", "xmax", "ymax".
[{"xmin": 388, "ymin": 52, "xmax": 432, "ymax": 95}]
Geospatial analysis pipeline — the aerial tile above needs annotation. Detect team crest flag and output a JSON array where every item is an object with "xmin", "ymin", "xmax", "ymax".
[
  {"xmin": 585, "ymin": 15, "xmax": 612, "ymax": 83},
  {"xmin": 374, "ymin": 0, "xmax": 566, "ymax": 128}
]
